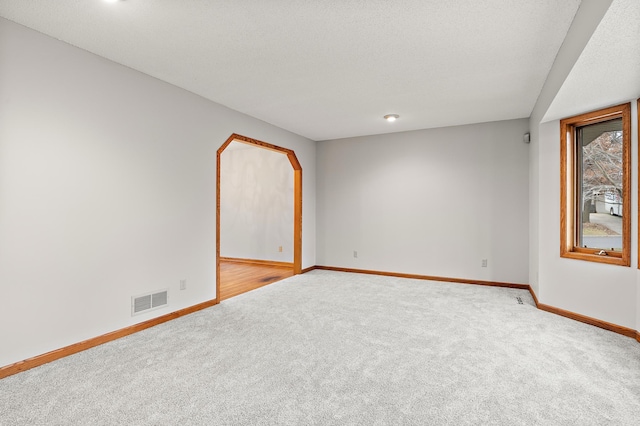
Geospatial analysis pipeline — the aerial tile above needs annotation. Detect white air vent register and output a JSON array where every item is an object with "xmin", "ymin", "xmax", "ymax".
[{"xmin": 132, "ymin": 289, "xmax": 168, "ymax": 316}]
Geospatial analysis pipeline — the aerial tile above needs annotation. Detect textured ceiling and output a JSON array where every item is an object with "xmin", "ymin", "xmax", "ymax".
[
  {"xmin": 544, "ymin": 0, "xmax": 640, "ymax": 122},
  {"xmin": 0, "ymin": 0, "xmax": 582, "ymax": 141}
]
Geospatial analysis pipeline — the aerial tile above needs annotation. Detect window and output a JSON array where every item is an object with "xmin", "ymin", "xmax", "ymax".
[{"xmin": 560, "ymin": 103, "xmax": 631, "ymax": 266}]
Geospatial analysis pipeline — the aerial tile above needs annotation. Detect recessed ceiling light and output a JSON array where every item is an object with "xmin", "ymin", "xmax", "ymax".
[
  {"xmin": 104, "ymin": 0, "xmax": 120, "ymax": 3},
  {"xmin": 384, "ymin": 114, "xmax": 399, "ymax": 122}
]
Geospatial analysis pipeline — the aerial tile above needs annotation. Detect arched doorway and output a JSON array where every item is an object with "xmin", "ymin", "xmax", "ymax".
[{"xmin": 216, "ymin": 134, "xmax": 302, "ymax": 302}]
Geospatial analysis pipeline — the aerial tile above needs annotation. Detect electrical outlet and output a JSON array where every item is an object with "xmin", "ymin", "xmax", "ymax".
[
  {"xmin": 354, "ymin": 250, "xmax": 358, "ymax": 258},
  {"xmin": 180, "ymin": 279, "xmax": 187, "ymax": 290},
  {"xmin": 482, "ymin": 259, "xmax": 488, "ymax": 267},
  {"xmin": 278, "ymin": 246, "xmax": 283, "ymax": 252}
]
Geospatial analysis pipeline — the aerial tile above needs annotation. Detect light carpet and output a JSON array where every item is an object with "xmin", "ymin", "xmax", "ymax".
[{"xmin": 1, "ymin": 270, "xmax": 639, "ymax": 425}]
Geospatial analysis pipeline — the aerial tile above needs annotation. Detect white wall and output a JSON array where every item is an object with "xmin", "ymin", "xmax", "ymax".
[
  {"xmin": 528, "ymin": 0, "xmax": 638, "ymax": 331},
  {"xmin": 0, "ymin": 18, "xmax": 316, "ymax": 367},
  {"xmin": 636, "ymin": 102, "xmax": 640, "ymax": 335},
  {"xmin": 220, "ymin": 142, "xmax": 294, "ymax": 262},
  {"xmin": 637, "ymin": 269, "xmax": 640, "ymax": 334},
  {"xmin": 317, "ymin": 119, "xmax": 530, "ymax": 284},
  {"xmin": 535, "ymin": 117, "xmax": 637, "ymax": 328},
  {"xmin": 631, "ymin": 101, "xmax": 640, "ymax": 336},
  {"xmin": 528, "ymin": 0, "xmax": 613, "ymax": 298},
  {"xmin": 528, "ymin": 123, "xmax": 541, "ymax": 296}
]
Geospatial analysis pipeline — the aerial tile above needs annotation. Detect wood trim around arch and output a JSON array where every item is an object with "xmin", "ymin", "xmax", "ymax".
[{"xmin": 216, "ymin": 134, "xmax": 303, "ymax": 304}]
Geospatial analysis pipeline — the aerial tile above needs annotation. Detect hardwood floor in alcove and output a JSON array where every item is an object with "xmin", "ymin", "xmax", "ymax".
[{"xmin": 219, "ymin": 260, "xmax": 294, "ymax": 301}]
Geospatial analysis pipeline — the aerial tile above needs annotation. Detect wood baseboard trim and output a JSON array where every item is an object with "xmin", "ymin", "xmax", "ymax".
[
  {"xmin": 528, "ymin": 286, "xmax": 540, "ymax": 306},
  {"xmin": 537, "ymin": 302, "xmax": 636, "ymax": 338},
  {"xmin": 301, "ymin": 266, "xmax": 317, "ymax": 274},
  {"xmin": 314, "ymin": 265, "xmax": 529, "ymax": 289},
  {"xmin": 318, "ymin": 267, "xmax": 639, "ymax": 343},
  {"xmin": 0, "ymin": 299, "xmax": 218, "ymax": 380},
  {"xmin": 527, "ymin": 286, "xmax": 637, "ymax": 340},
  {"xmin": 220, "ymin": 257, "xmax": 294, "ymax": 268}
]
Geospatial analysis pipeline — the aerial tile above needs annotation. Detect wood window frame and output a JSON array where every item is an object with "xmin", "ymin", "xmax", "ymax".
[{"xmin": 560, "ymin": 103, "xmax": 631, "ymax": 266}]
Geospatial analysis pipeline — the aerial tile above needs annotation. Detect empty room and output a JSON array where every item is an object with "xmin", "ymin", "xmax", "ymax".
[{"xmin": 1, "ymin": 0, "xmax": 639, "ymax": 424}]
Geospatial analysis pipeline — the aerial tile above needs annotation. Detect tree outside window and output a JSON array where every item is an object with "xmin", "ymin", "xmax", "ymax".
[{"xmin": 560, "ymin": 103, "xmax": 630, "ymax": 266}]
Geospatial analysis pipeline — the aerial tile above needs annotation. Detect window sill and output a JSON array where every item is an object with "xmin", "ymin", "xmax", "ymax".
[{"xmin": 560, "ymin": 250, "xmax": 629, "ymax": 266}]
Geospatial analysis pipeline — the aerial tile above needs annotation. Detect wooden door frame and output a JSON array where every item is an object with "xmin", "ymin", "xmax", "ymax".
[{"xmin": 216, "ymin": 133, "xmax": 302, "ymax": 303}]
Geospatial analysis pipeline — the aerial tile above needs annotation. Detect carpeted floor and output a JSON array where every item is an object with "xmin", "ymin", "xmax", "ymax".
[{"xmin": 1, "ymin": 270, "xmax": 639, "ymax": 425}]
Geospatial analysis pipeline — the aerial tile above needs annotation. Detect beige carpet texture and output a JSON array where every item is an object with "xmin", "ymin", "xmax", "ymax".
[{"xmin": 1, "ymin": 270, "xmax": 639, "ymax": 425}]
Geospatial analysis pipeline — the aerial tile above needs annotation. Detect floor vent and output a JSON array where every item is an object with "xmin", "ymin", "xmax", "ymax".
[
  {"xmin": 132, "ymin": 289, "xmax": 169, "ymax": 316},
  {"xmin": 516, "ymin": 296, "xmax": 524, "ymax": 305}
]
